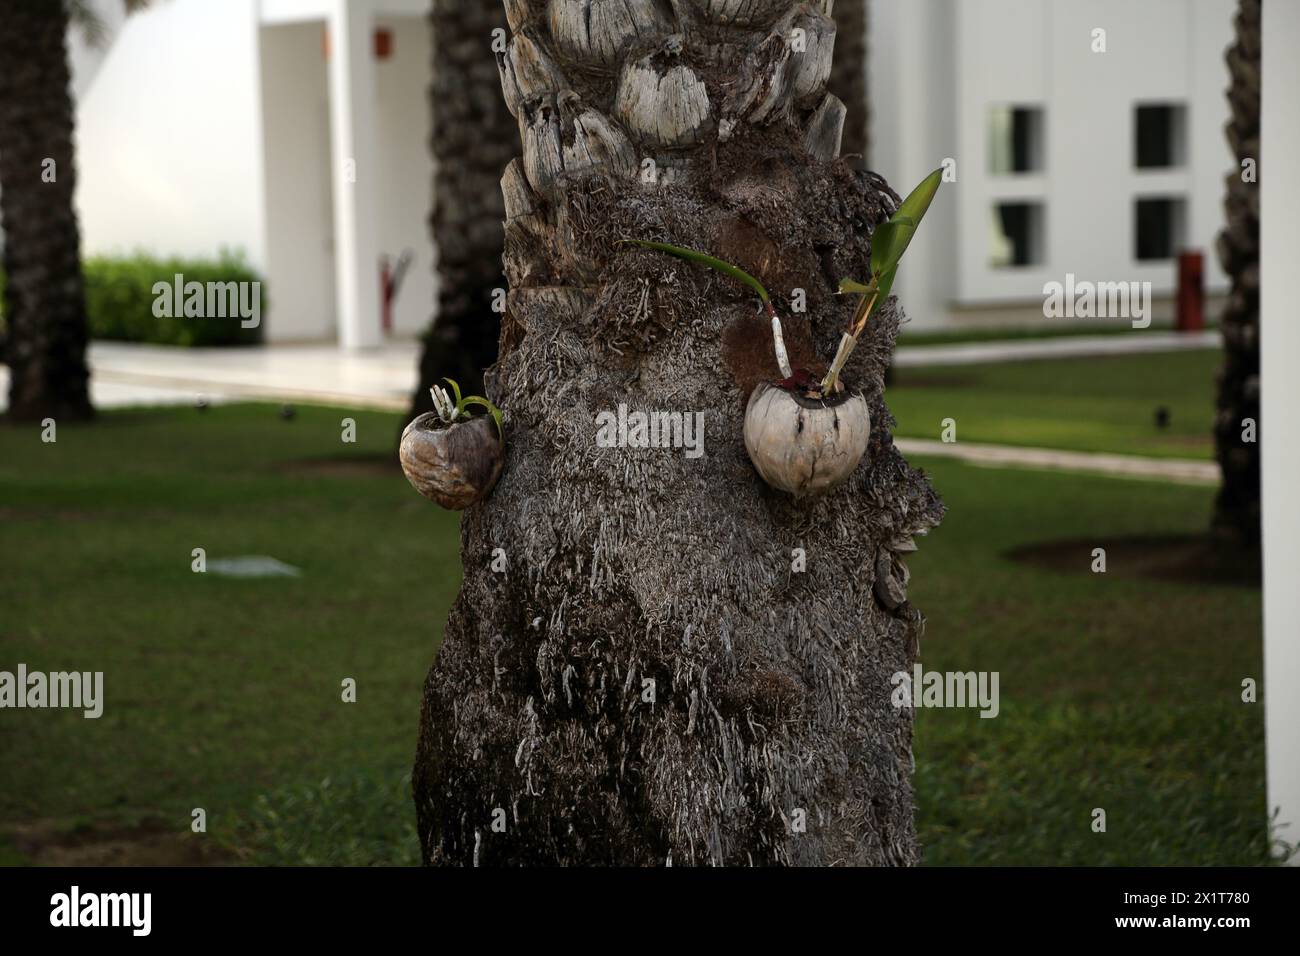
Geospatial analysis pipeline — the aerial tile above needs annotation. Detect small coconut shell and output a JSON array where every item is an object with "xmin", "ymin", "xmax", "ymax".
[
  {"xmin": 399, "ymin": 413, "xmax": 503, "ymax": 510},
  {"xmin": 743, "ymin": 382, "xmax": 870, "ymax": 496}
]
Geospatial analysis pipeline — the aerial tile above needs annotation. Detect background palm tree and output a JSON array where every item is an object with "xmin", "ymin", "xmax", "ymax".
[
  {"xmin": 1212, "ymin": 0, "xmax": 1260, "ymax": 545},
  {"xmin": 828, "ymin": 0, "xmax": 868, "ymax": 159},
  {"xmin": 403, "ymin": 0, "xmax": 516, "ymax": 427},
  {"xmin": 413, "ymin": 0, "xmax": 942, "ymax": 866},
  {"xmin": 0, "ymin": 0, "xmax": 150, "ymax": 423}
]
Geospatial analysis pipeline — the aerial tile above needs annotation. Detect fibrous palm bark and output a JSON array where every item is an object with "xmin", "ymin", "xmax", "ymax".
[
  {"xmin": 0, "ymin": 0, "xmax": 93, "ymax": 422},
  {"xmin": 405, "ymin": 0, "xmax": 517, "ymax": 423},
  {"xmin": 1212, "ymin": 0, "xmax": 1260, "ymax": 545},
  {"xmin": 414, "ymin": 0, "xmax": 942, "ymax": 866}
]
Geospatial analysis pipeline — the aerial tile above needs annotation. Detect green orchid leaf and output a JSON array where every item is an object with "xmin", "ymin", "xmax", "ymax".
[
  {"xmin": 865, "ymin": 265, "xmax": 898, "ymax": 322},
  {"xmin": 460, "ymin": 395, "xmax": 504, "ymax": 441},
  {"xmin": 896, "ymin": 168, "xmax": 943, "ymax": 226},
  {"xmin": 837, "ymin": 278, "xmax": 874, "ymax": 295},
  {"xmin": 868, "ymin": 169, "xmax": 943, "ymax": 277},
  {"xmin": 442, "ymin": 377, "xmax": 462, "ymax": 407},
  {"xmin": 870, "ymin": 219, "xmax": 915, "ymax": 277},
  {"xmin": 622, "ymin": 240, "xmax": 770, "ymax": 304}
]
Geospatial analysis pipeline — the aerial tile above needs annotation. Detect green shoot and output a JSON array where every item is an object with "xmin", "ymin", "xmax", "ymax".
[
  {"xmin": 624, "ymin": 239, "xmax": 792, "ymax": 378},
  {"xmin": 822, "ymin": 168, "xmax": 943, "ymax": 393},
  {"xmin": 431, "ymin": 379, "xmax": 504, "ymax": 442}
]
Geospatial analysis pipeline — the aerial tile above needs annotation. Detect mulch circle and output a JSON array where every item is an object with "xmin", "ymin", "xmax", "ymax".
[{"xmin": 1006, "ymin": 534, "xmax": 1261, "ymax": 587}]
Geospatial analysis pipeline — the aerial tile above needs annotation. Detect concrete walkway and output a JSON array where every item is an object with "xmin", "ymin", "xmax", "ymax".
[
  {"xmin": 893, "ymin": 329, "xmax": 1220, "ymax": 367},
  {"xmin": 0, "ymin": 341, "xmax": 419, "ymax": 413},
  {"xmin": 0, "ymin": 330, "xmax": 1220, "ymax": 414},
  {"xmin": 894, "ymin": 438, "xmax": 1218, "ymax": 485}
]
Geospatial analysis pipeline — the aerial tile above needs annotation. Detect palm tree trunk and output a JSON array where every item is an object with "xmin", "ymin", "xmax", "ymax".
[
  {"xmin": 1212, "ymin": 0, "xmax": 1260, "ymax": 545},
  {"xmin": 828, "ymin": 0, "xmax": 868, "ymax": 159},
  {"xmin": 404, "ymin": 0, "xmax": 516, "ymax": 424},
  {"xmin": 414, "ymin": 0, "xmax": 942, "ymax": 866},
  {"xmin": 0, "ymin": 0, "xmax": 94, "ymax": 422}
]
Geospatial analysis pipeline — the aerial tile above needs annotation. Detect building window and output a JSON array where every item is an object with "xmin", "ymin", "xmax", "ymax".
[
  {"xmin": 1134, "ymin": 197, "xmax": 1187, "ymax": 261},
  {"xmin": 988, "ymin": 105, "xmax": 1045, "ymax": 174},
  {"xmin": 990, "ymin": 202, "xmax": 1045, "ymax": 268},
  {"xmin": 1134, "ymin": 103, "xmax": 1187, "ymax": 169}
]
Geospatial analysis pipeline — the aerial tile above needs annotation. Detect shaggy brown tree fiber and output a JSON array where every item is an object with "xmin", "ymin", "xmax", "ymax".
[{"xmin": 413, "ymin": 0, "xmax": 943, "ymax": 866}]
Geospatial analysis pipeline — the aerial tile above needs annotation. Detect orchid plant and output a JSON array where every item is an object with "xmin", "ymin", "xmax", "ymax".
[
  {"xmin": 625, "ymin": 168, "xmax": 943, "ymax": 400},
  {"xmin": 820, "ymin": 168, "xmax": 943, "ymax": 393},
  {"xmin": 430, "ymin": 377, "xmax": 504, "ymax": 440}
]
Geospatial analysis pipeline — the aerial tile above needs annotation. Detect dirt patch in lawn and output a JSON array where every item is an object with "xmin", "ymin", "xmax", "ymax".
[
  {"xmin": 1007, "ymin": 534, "xmax": 1261, "ymax": 587},
  {"xmin": 5, "ymin": 820, "xmax": 234, "ymax": 867}
]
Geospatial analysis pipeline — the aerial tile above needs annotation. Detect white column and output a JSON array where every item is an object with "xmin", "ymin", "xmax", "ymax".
[
  {"xmin": 326, "ymin": 0, "xmax": 383, "ymax": 349},
  {"xmin": 866, "ymin": 0, "xmax": 957, "ymax": 330},
  {"xmin": 1262, "ymin": 0, "xmax": 1300, "ymax": 864}
]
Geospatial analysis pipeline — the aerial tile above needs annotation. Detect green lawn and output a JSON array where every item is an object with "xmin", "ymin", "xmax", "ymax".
[
  {"xmin": 889, "ymin": 348, "xmax": 1221, "ymax": 459},
  {"xmin": 0, "ymin": 403, "xmax": 460, "ymax": 865},
  {"xmin": 907, "ymin": 458, "xmax": 1266, "ymax": 864},
  {"xmin": 0, "ymin": 399, "xmax": 1267, "ymax": 865}
]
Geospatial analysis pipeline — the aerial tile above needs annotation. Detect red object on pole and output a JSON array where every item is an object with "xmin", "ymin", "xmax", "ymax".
[{"xmin": 1176, "ymin": 250, "xmax": 1204, "ymax": 332}]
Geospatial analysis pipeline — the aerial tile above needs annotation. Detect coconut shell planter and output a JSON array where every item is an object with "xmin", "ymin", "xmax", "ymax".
[
  {"xmin": 627, "ymin": 167, "xmax": 942, "ymax": 499},
  {"xmin": 744, "ymin": 383, "xmax": 871, "ymax": 496},
  {"xmin": 399, "ymin": 380, "xmax": 504, "ymax": 510}
]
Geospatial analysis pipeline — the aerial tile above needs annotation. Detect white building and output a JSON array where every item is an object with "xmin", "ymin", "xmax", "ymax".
[
  {"xmin": 870, "ymin": 0, "xmax": 1236, "ymax": 330},
  {"xmin": 72, "ymin": 0, "xmax": 434, "ymax": 347},
  {"xmin": 67, "ymin": 0, "xmax": 1236, "ymax": 344}
]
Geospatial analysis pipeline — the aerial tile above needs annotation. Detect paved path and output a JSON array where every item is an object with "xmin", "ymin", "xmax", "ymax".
[
  {"xmin": 0, "ymin": 341, "xmax": 418, "ymax": 413},
  {"xmin": 895, "ymin": 438, "xmax": 1218, "ymax": 485},
  {"xmin": 0, "ymin": 331, "xmax": 1220, "ymax": 414},
  {"xmin": 893, "ymin": 330, "xmax": 1220, "ymax": 367}
]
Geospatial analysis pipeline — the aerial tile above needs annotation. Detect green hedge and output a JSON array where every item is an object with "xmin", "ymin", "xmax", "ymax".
[{"xmin": 0, "ymin": 252, "xmax": 266, "ymax": 347}]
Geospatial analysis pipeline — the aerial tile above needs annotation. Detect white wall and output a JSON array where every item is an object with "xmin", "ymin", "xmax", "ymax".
[
  {"xmin": 260, "ymin": 21, "xmax": 337, "ymax": 342},
  {"xmin": 373, "ymin": 15, "xmax": 435, "ymax": 338},
  {"xmin": 1261, "ymin": 0, "xmax": 1300, "ymax": 864},
  {"xmin": 869, "ymin": 0, "xmax": 1235, "ymax": 329},
  {"xmin": 263, "ymin": 6, "xmax": 432, "ymax": 345},
  {"xmin": 75, "ymin": 0, "xmax": 266, "ymax": 268},
  {"xmin": 869, "ymin": 0, "xmax": 959, "ymax": 329}
]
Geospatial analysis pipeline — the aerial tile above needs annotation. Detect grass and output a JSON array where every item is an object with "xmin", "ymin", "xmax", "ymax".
[
  {"xmin": 0, "ymin": 403, "xmax": 459, "ymax": 865},
  {"xmin": 0, "ymin": 397, "xmax": 1268, "ymax": 865},
  {"xmin": 906, "ymin": 458, "xmax": 1268, "ymax": 864},
  {"xmin": 888, "ymin": 348, "xmax": 1221, "ymax": 459}
]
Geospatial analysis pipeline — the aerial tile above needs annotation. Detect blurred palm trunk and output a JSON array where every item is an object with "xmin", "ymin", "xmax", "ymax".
[
  {"xmin": 0, "ymin": 0, "xmax": 93, "ymax": 422},
  {"xmin": 403, "ymin": 0, "xmax": 516, "ymax": 425},
  {"xmin": 1212, "ymin": 0, "xmax": 1260, "ymax": 545},
  {"xmin": 828, "ymin": 0, "xmax": 868, "ymax": 159}
]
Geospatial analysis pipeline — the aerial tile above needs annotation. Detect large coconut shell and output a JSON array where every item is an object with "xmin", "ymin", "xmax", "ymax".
[
  {"xmin": 399, "ymin": 413, "xmax": 504, "ymax": 510},
  {"xmin": 743, "ymin": 382, "xmax": 870, "ymax": 495}
]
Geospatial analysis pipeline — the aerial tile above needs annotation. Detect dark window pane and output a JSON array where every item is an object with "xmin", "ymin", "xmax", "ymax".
[
  {"xmin": 989, "ymin": 106, "xmax": 1045, "ymax": 174},
  {"xmin": 1135, "ymin": 197, "xmax": 1186, "ymax": 260},
  {"xmin": 1135, "ymin": 104, "xmax": 1186, "ymax": 168},
  {"xmin": 991, "ymin": 202, "xmax": 1045, "ymax": 267}
]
